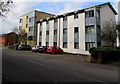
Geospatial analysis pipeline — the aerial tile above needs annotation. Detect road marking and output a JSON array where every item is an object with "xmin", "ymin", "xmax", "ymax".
[
  {"xmin": 74, "ymin": 73, "xmax": 104, "ymax": 82},
  {"xmin": 27, "ymin": 60, "xmax": 53, "ymax": 69}
]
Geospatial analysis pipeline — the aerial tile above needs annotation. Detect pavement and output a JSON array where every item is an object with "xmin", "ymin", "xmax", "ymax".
[{"xmin": 2, "ymin": 48, "xmax": 119, "ymax": 83}]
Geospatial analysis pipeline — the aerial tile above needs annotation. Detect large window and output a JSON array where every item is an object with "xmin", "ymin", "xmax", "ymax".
[
  {"xmin": 85, "ymin": 10, "xmax": 94, "ymax": 18},
  {"xmin": 63, "ymin": 28, "xmax": 67, "ymax": 34},
  {"xmin": 46, "ymin": 31, "xmax": 49, "ymax": 35},
  {"xmin": 85, "ymin": 26, "xmax": 95, "ymax": 34},
  {"xmin": 53, "ymin": 42, "xmax": 57, "ymax": 46},
  {"xmin": 40, "ymin": 31, "xmax": 42, "ymax": 36},
  {"xmin": 74, "ymin": 27, "xmax": 79, "ymax": 49},
  {"xmin": 54, "ymin": 30, "xmax": 57, "ymax": 35},
  {"xmin": 63, "ymin": 16, "xmax": 67, "ymax": 21},
  {"xmin": 85, "ymin": 42, "xmax": 95, "ymax": 50},
  {"xmin": 74, "ymin": 42, "xmax": 79, "ymax": 49},
  {"xmin": 63, "ymin": 42, "xmax": 67, "ymax": 48},
  {"xmin": 46, "ymin": 42, "xmax": 49, "ymax": 46}
]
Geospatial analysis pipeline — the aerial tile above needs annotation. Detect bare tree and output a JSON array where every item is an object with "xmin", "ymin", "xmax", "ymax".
[
  {"xmin": 12, "ymin": 27, "xmax": 27, "ymax": 44},
  {"xmin": 18, "ymin": 29, "xmax": 27, "ymax": 44},
  {"xmin": 101, "ymin": 20, "xmax": 117, "ymax": 47},
  {"xmin": 0, "ymin": 0, "xmax": 13, "ymax": 18}
]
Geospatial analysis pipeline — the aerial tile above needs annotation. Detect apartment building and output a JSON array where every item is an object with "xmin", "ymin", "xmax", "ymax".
[
  {"xmin": 36, "ymin": 3, "xmax": 117, "ymax": 55},
  {"xmin": 19, "ymin": 10, "xmax": 55, "ymax": 47},
  {"xmin": 118, "ymin": 1, "xmax": 120, "ymax": 23}
]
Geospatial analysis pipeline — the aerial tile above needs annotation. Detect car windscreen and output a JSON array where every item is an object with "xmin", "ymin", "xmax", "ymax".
[{"xmin": 54, "ymin": 47, "xmax": 61, "ymax": 49}]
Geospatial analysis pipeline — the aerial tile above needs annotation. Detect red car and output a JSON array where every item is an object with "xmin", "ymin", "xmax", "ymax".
[{"xmin": 46, "ymin": 46, "xmax": 63, "ymax": 54}]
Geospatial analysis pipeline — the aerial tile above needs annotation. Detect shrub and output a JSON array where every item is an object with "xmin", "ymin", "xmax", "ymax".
[{"xmin": 89, "ymin": 47, "xmax": 120, "ymax": 64}]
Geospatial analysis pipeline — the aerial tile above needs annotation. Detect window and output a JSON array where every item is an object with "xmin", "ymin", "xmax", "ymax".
[
  {"xmin": 63, "ymin": 28, "xmax": 67, "ymax": 34},
  {"xmin": 63, "ymin": 16, "xmax": 67, "ymax": 21},
  {"xmin": 28, "ymin": 36, "xmax": 33, "ymax": 41},
  {"xmin": 39, "ymin": 42, "xmax": 41, "ymax": 46},
  {"xmin": 74, "ymin": 42, "xmax": 79, "ymax": 49},
  {"xmin": 96, "ymin": 10, "xmax": 100, "ymax": 18},
  {"xmin": 85, "ymin": 42, "xmax": 95, "ymax": 50},
  {"xmin": 29, "ymin": 17, "xmax": 34, "ymax": 22},
  {"xmin": 54, "ymin": 19, "xmax": 58, "ymax": 23},
  {"xmin": 85, "ymin": 26, "xmax": 95, "ymax": 34},
  {"xmin": 46, "ymin": 31, "xmax": 49, "ymax": 35},
  {"xmin": 85, "ymin": 10, "xmax": 94, "ymax": 18},
  {"xmin": 46, "ymin": 42, "xmax": 49, "ymax": 46},
  {"xmin": 74, "ymin": 14, "xmax": 78, "ymax": 19},
  {"xmin": 74, "ymin": 27, "xmax": 78, "ymax": 33},
  {"xmin": 29, "ymin": 18, "xmax": 31, "ymax": 22},
  {"xmin": 40, "ymin": 31, "xmax": 42, "ymax": 36},
  {"xmin": 54, "ymin": 30, "xmax": 57, "ymax": 35},
  {"xmin": 29, "ymin": 26, "xmax": 33, "ymax": 31},
  {"xmin": 63, "ymin": 42, "xmax": 67, "ymax": 48},
  {"xmin": 53, "ymin": 42, "xmax": 57, "ymax": 46},
  {"xmin": 26, "ymin": 16, "xmax": 28, "ymax": 19},
  {"xmin": 20, "ymin": 19, "xmax": 22, "ymax": 23}
]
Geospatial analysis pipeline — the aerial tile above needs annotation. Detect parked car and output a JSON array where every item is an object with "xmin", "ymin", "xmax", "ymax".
[
  {"xmin": 13, "ymin": 44, "xmax": 19, "ymax": 50},
  {"xmin": 32, "ymin": 45, "xmax": 40, "ymax": 52},
  {"xmin": 46, "ymin": 46, "xmax": 63, "ymax": 54},
  {"xmin": 38, "ymin": 46, "xmax": 48, "ymax": 53},
  {"xmin": 18, "ymin": 44, "xmax": 32, "ymax": 50}
]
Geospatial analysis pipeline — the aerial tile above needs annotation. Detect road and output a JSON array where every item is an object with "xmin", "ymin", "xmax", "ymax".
[{"xmin": 2, "ymin": 48, "xmax": 119, "ymax": 83}]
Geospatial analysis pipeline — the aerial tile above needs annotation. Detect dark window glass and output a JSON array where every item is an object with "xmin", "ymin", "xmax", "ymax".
[
  {"xmin": 54, "ymin": 30, "xmax": 57, "ymax": 35},
  {"xmin": 85, "ymin": 10, "xmax": 94, "ymax": 18},
  {"xmin": 85, "ymin": 42, "xmax": 95, "ymax": 50},
  {"xmin": 53, "ymin": 42, "xmax": 57, "ymax": 46},
  {"xmin": 74, "ymin": 42, "xmax": 79, "ymax": 49},
  {"xmin": 40, "ymin": 31, "xmax": 42, "ymax": 36},
  {"xmin": 74, "ymin": 27, "xmax": 78, "ymax": 33},
  {"xmin": 46, "ymin": 31, "xmax": 49, "ymax": 35},
  {"xmin": 26, "ymin": 16, "xmax": 28, "ymax": 19},
  {"xmin": 63, "ymin": 42, "xmax": 67, "ymax": 48},
  {"xmin": 20, "ymin": 19, "xmax": 22, "ymax": 23},
  {"xmin": 46, "ymin": 42, "xmax": 49, "ymax": 46},
  {"xmin": 63, "ymin": 28, "xmax": 67, "ymax": 34}
]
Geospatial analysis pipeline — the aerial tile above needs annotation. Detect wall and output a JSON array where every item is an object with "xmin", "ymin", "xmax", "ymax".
[{"xmin": 100, "ymin": 4, "xmax": 116, "ymax": 46}]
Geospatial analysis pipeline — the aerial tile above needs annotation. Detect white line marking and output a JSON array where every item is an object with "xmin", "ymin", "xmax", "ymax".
[{"xmin": 74, "ymin": 73, "xmax": 104, "ymax": 82}]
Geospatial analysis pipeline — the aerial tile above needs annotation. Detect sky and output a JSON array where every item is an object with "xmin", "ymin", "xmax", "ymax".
[{"xmin": 0, "ymin": 0, "xmax": 119, "ymax": 34}]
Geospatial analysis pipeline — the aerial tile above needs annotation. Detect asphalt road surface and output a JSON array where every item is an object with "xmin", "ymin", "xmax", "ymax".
[{"xmin": 2, "ymin": 48, "xmax": 119, "ymax": 83}]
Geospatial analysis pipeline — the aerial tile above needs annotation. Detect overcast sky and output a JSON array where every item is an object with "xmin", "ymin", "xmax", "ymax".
[{"xmin": 0, "ymin": 0, "xmax": 119, "ymax": 34}]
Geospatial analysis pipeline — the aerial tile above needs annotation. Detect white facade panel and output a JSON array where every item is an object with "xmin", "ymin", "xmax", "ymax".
[{"xmin": 41, "ymin": 22, "xmax": 46, "ymax": 46}]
